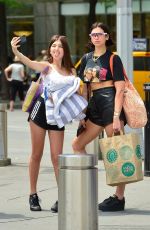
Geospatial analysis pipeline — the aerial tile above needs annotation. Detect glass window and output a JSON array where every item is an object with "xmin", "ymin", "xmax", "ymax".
[
  {"xmin": 134, "ymin": 57, "xmax": 150, "ymax": 71},
  {"xmin": 62, "ymin": 2, "xmax": 150, "ymax": 66},
  {"xmin": 133, "ymin": 14, "xmax": 141, "ymax": 38},
  {"xmin": 132, "ymin": 0, "xmax": 140, "ymax": 13},
  {"xmin": 64, "ymin": 15, "xmax": 88, "ymax": 64},
  {"xmin": 145, "ymin": 14, "xmax": 150, "ymax": 46},
  {"xmin": 61, "ymin": 3, "xmax": 89, "ymax": 15},
  {"xmin": 142, "ymin": 0, "xmax": 150, "ymax": 12}
]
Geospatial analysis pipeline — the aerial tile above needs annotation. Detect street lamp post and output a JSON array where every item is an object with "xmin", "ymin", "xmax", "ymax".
[
  {"xmin": 116, "ymin": 0, "xmax": 133, "ymax": 81},
  {"xmin": 116, "ymin": 0, "xmax": 145, "ymax": 156}
]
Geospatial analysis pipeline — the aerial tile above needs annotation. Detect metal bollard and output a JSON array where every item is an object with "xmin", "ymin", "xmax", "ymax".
[
  {"xmin": 0, "ymin": 103, "xmax": 11, "ymax": 166},
  {"xmin": 143, "ymin": 83, "xmax": 150, "ymax": 176},
  {"xmin": 58, "ymin": 154, "xmax": 98, "ymax": 230}
]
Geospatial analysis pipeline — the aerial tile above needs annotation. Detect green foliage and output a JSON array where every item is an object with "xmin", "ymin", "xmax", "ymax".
[
  {"xmin": 98, "ymin": 0, "xmax": 115, "ymax": 8},
  {"xmin": 0, "ymin": 0, "xmax": 34, "ymax": 15},
  {"xmin": 0, "ymin": 0, "xmax": 34, "ymax": 7},
  {"xmin": 0, "ymin": 0, "xmax": 23, "ymax": 8}
]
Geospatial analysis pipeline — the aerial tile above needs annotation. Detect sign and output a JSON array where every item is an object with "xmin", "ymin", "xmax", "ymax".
[{"xmin": 133, "ymin": 38, "xmax": 147, "ymax": 51}]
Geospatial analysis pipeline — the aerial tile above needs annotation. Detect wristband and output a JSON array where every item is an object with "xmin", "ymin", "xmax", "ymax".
[
  {"xmin": 114, "ymin": 111, "xmax": 120, "ymax": 116},
  {"xmin": 113, "ymin": 115, "xmax": 119, "ymax": 119}
]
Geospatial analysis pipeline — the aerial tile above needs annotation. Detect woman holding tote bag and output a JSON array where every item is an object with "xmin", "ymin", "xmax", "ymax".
[{"xmin": 72, "ymin": 22, "xmax": 127, "ymax": 212}]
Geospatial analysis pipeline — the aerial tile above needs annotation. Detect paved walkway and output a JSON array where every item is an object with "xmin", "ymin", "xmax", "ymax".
[{"xmin": 0, "ymin": 109, "xmax": 150, "ymax": 230}]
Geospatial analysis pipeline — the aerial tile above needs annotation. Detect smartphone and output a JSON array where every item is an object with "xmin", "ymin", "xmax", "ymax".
[{"xmin": 20, "ymin": 35, "xmax": 27, "ymax": 44}]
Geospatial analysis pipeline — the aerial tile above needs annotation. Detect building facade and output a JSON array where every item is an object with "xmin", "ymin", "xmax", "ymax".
[{"xmin": 5, "ymin": 0, "xmax": 150, "ymax": 62}]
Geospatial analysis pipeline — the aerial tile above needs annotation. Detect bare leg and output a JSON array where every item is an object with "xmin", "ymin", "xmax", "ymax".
[
  {"xmin": 29, "ymin": 121, "xmax": 46, "ymax": 194},
  {"xmin": 115, "ymin": 184, "xmax": 126, "ymax": 199},
  {"xmin": 49, "ymin": 129, "xmax": 64, "ymax": 213},
  {"xmin": 49, "ymin": 130, "xmax": 64, "ymax": 213},
  {"xmin": 72, "ymin": 119, "xmax": 104, "ymax": 153},
  {"xmin": 9, "ymin": 100, "xmax": 14, "ymax": 111},
  {"xmin": 48, "ymin": 130, "xmax": 64, "ymax": 184}
]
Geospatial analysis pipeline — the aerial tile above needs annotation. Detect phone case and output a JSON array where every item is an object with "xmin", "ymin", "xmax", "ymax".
[{"xmin": 20, "ymin": 36, "xmax": 26, "ymax": 44}]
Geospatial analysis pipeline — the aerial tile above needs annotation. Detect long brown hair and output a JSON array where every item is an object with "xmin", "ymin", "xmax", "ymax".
[{"xmin": 47, "ymin": 35, "xmax": 74, "ymax": 73}]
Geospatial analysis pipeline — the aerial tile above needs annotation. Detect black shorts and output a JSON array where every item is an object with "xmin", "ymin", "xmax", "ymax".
[
  {"xmin": 86, "ymin": 86, "xmax": 126, "ymax": 127},
  {"xmin": 9, "ymin": 80, "xmax": 24, "ymax": 101},
  {"xmin": 28, "ymin": 96, "xmax": 65, "ymax": 131}
]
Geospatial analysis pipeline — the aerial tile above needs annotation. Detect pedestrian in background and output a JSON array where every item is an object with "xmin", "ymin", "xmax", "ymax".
[
  {"xmin": 4, "ymin": 55, "xmax": 25, "ymax": 111},
  {"xmin": 72, "ymin": 22, "xmax": 127, "ymax": 212},
  {"xmin": 11, "ymin": 34, "xmax": 86, "ymax": 213}
]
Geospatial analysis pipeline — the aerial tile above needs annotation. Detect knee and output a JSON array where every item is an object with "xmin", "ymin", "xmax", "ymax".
[{"xmin": 30, "ymin": 153, "xmax": 42, "ymax": 163}]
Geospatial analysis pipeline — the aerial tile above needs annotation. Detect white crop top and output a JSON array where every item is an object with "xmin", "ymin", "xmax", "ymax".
[
  {"xmin": 9, "ymin": 63, "xmax": 24, "ymax": 81},
  {"xmin": 43, "ymin": 65, "xmax": 76, "ymax": 92}
]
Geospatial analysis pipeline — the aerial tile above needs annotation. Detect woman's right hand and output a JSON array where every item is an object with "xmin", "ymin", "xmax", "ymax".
[
  {"xmin": 11, "ymin": 37, "xmax": 21, "ymax": 54},
  {"xmin": 7, "ymin": 78, "xmax": 12, "ymax": 82},
  {"xmin": 113, "ymin": 116, "xmax": 121, "ymax": 133}
]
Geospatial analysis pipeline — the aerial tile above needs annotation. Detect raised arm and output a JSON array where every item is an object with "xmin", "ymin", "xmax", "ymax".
[{"xmin": 11, "ymin": 37, "xmax": 49, "ymax": 73}]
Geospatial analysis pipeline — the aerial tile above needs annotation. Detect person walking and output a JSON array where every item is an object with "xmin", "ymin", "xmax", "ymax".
[
  {"xmin": 72, "ymin": 22, "xmax": 127, "ymax": 212},
  {"xmin": 4, "ymin": 55, "xmax": 25, "ymax": 111},
  {"xmin": 11, "ymin": 35, "xmax": 87, "ymax": 213}
]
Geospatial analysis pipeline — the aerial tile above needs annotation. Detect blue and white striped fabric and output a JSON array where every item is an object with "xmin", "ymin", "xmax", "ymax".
[{"xmin": 44, "ymin": 77, "xmax": 88, "ymax": 128}]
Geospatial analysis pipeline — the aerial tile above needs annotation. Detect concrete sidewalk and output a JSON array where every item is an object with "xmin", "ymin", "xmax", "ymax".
[{"xmin": 0, "ymin": 109, "xmax": 150, "ymax": 230}]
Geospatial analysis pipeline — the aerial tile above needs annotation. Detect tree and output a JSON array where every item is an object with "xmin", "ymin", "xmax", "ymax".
[
  {"xmin": 88, "ymin": 0, "xmax": 116, "ymax": 32},
  {"xmin": 0, "ymin": 0, "xmax": 22, "ymax": 7},
  {"xmin": 88, "ymin": 0, "xmax": 97, "ymax": 32}
]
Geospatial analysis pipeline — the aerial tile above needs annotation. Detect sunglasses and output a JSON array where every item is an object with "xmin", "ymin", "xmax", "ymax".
[{"xmin": 89, "ymin": 32, "xmax": 108, "ymax": 38}]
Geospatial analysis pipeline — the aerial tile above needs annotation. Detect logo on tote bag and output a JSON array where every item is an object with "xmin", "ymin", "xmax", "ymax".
[
  {"xmin": 122, "ymin": 162, "xmax": 135, "ymax": 177},
  {"xmin": 135, "ymin": 145, "xmax": 142, "ymax": 159},
  {"xmin": 107, "ymin": 149, "xmax": 118, "ymax": 163}
]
